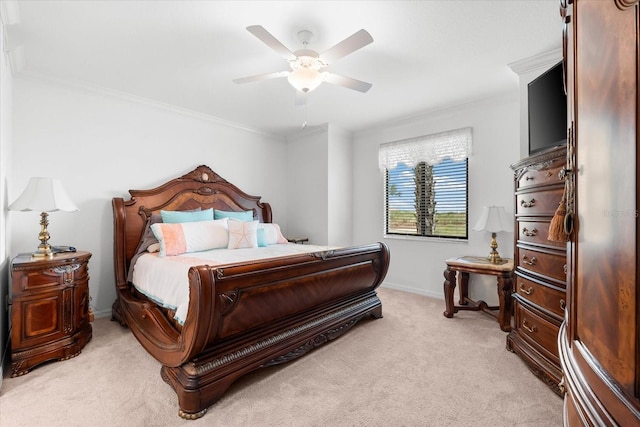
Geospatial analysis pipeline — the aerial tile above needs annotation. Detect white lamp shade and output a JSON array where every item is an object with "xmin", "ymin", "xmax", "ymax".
[
  {"xmin": 472, "ymin": 205, "xmax": 511, "ymax": 233},
  {"xmin": 9, "ymin": 177, "xmax": 78, "ymax": 213}
]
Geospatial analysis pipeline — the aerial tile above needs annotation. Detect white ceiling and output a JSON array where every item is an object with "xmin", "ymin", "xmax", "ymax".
[{"xmin": 4, "ymin": 1, "xmax": 562, "ymax": 137}]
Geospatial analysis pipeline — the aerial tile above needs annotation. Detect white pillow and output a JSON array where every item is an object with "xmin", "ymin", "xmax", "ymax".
[
  {"xmin": 257, "ymin": 223, "xmax": 288, "ymax": 245},
  {"xmin": 147, "ymin": 242, "xmax": 160, "ymax": 253},
  {"xmin": 151, "ymin": 218, "xmax": 229, "ymax": 257},
  {"xmin": 227, "ymin": 219, "xmax": 259, "ymax": 249}
]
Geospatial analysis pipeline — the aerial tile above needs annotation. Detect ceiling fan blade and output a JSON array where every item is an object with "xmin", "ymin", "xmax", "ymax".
[
  {"xmin": 246, "ymin": 25, "xmax": 296, "ymax": 61},
  {"xmin": 324, "ymin": 73, "xmax": 372, "ymax": 93},
  {"xmin": 233, "ymin": 71, "xmax": 289, "ymax": 84},
  {"xmin": 319, "ymin": 29, "xmax": 373, "ymax": 64}
]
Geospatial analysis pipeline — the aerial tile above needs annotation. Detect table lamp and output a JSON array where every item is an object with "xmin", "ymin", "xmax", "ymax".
[
  {"xmin": 472, "ymin": 205, "xmax": 511, "ymax": 264},
  {"xmin": 9, "ymin": 177, "xmax": 78, "ymax": 258}
]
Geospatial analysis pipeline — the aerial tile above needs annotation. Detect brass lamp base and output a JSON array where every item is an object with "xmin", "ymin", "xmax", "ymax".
[
  {"xmin": 486, "ymin": 232, "xmax": 507, "ymax": 265},
  {"xmin": 32, "ymin": 211, "xmax": 53, "ymax": 258}
]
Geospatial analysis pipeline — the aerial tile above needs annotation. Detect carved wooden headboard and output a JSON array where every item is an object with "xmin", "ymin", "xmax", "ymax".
[{"xmin": 112, "ymin": 165, "xmax": 272, "ymax": 289}]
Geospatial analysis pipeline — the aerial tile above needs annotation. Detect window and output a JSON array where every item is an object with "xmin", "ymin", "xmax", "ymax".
[{"xmin": 379, "ymin": 128, "xmax": 471, "ymax": 239}]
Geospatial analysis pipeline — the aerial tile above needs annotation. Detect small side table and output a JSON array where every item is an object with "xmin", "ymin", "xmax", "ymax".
[
  {"xmin": 443, "ymin": 256, "xmax": 514, "ymax": 332},
  {"xmin": 287, "ymin": 237, "xmax": 309, "ymax": 244}
]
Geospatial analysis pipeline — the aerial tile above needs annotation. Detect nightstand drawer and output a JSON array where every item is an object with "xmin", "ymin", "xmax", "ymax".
[
  {"xmin": 516, "ymin": 188, "xmax": 563, "ymax": 217},
  {"xmin": 514, "ymin": 301, "xmax": 560, "ymax": 363},
  {"xmin": 515, "ymin": 275, "xmax": 566, "ymax": 318},
  {"xmin": 17, "ymin": 261, "xmax": 88, "ymax": 292},
  {"xmin": 516, "ymin": 247, "xmax": 566, "ymax": 284}
]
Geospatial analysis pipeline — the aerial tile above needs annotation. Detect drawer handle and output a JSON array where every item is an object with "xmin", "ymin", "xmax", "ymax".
[
  {"xmin": 560, "ymin": 299, "xmax": 566, "ymax": 310},
  {"xmin": 519, "ymin": 283, "xmax": 534, "ymax": 295},
  {"xmin": 522, "ymin": 227, "xmax": 538, "ymax": 237},
  {"xmin": 563, "ymin": 264, "xmax": 567, "ymax": 275},
  {"xmin": 522, "ymin": 319, "xmax": 538, "ymax": 333},
  {"xmin": 52, "ymin": 263, "xmax": 82, "ymax": 274},
  {"xmin": 525, "ymin": 176, "xmax": 535, "ymax": 181},
  {"xmin": 522, "ymin": 255, "xmax": 537, "ymax": 266},
  {"xmin": 520, "ymin": 199, "xmax": 536, "ymax": 208}
]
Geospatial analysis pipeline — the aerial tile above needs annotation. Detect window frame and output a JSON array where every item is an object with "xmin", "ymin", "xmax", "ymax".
[
  {"xmin": 379, "ymin": 128, "xmax": 471, "ymax": 242},
  {"xmin": 383, "ymin": 159, "xmax": 469, "ymax": 241}
]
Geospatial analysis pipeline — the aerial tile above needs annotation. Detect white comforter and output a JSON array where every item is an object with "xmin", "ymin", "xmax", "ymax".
[{"xmin": 132, "ymin": 244, "xmax": 333, "ymax": 324}]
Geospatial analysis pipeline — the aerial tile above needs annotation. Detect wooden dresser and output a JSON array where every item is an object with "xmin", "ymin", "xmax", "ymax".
[
  {"xmin": 508, "ymin": 145, "xmax": 567, "ymax": 396},
  {"xmin": 10, "ymin": 251, "xmax": 93, "ymax": 376},
  {"xmin": 558, "ymin": 0, "xmax": 640, "ymax": 424}
]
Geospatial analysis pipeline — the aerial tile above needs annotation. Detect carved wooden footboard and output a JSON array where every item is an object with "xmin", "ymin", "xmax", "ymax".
[{"xmin": 112, "ymin": 165, "xmax": 390, "ymax": 419}]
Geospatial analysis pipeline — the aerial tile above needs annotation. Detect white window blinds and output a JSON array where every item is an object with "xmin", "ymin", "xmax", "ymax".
[{"xmin": 378, "ymin": 127, "xmax": 472, "ymax": 170}]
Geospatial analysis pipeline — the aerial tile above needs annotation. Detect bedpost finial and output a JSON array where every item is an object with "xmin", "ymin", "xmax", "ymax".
[{"xmin": 181, "ymin": 165, "xmax": 227, "ymax": 184}]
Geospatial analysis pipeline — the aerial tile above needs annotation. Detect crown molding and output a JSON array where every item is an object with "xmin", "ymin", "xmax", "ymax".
[
  {"xmin": 0, "ymin": 1, "xmax": 20, "ymax": 26},
  {"xmin": 1, "ymin": 1, "xmax": 23, "ymax": 76},
  {"xmin": 356, "ymin": 89, "xmax": 519, "ymax": 138},
  {"xmin": 508, "ymin": 48, "xmax": 562, "ymax": 76},
  {"xmin": 19, "ymin": 70, "xmax": 283, "ymax": 139}
]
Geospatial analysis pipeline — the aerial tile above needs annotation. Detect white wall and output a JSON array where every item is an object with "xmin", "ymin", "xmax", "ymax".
[
  {"xmin": 286, "ymin": 125, "xmax": 329, "ymax": 244},
  {"xmin": 0, "ymin": 10, "xmax": 14, "ymax": 384},
  {"xmin": 285, "ymin": 123, "xmax": 353, "ymax": 247},
  {"xmin": 327, "ymin": 125, "xmax": 353, "ymax": 247},
  {"xmin": 352, "ymin": 93, "xmax": 521, "ymax": 302},
  {"xmin": 10, "ymin": 75, "xmax": 287, "ymax": 318}
]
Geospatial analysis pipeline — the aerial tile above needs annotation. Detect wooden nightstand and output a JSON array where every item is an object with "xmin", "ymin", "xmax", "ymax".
[{"xmin": 10, "ymin": 251, "xmax": 93, "ymax": 377}]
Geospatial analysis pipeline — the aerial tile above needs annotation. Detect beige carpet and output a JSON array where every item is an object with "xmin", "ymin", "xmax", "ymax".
[{"xmin": 0, "ymin": 288, "xmax": 563, "ymax": 426}]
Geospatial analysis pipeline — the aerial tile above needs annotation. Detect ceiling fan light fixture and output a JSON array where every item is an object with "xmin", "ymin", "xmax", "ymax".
[
  {"xmin": 287, "ymin": 65, "xmax": 324, "ymax": 93},
  {"xmin": 235, "ymin": 25, "xmax": 373, "ymax": 95}
]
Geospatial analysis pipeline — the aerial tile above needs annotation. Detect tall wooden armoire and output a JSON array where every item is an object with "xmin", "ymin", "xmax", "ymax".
[{"xmin": 558, "ymin": 0, "xmax": 640, "ymax": 425}]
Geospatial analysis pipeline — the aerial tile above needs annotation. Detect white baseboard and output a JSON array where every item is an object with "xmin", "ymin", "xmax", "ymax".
[
  {"xmin": 380, "ymin": 282, "xmax": 444, "ymax": 300},
  {"xmin": 93, "ymin": 308, "xmax": 113, "ymax": 319}
]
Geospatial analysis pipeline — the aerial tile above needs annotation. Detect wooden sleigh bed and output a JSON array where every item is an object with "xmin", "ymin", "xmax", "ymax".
[{"xmin": 111, "ymin": 165, "xmax": 390, "ymax": 419}]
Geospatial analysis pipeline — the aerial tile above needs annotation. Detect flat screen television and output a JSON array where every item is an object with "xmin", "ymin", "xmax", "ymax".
[{"xmin": 528, "ymin": 61, "xmax": 567, "ymax": 155}]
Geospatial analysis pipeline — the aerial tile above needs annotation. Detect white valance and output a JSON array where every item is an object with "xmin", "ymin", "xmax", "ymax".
[{"xmin": 378, "ymin": 127, "xmax": 472, "ymax": 170}]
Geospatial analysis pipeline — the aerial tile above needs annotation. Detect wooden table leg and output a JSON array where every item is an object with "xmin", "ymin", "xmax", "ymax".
[
  {"xmin": 496, "ymin": 272, "xmax": 513, "ymax": 332},
  {"xmin": 443, "ymin": 267, "xmax": 457, "ymax": 318},
  {"xmin": 458, "ymin": 271, "xmax": 469, "ymax": 305}
]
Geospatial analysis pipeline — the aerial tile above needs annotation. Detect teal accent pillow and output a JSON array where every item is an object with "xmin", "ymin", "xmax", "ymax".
[
  {"xmin": 257, "ymin": 228, "xmax": 267, "ymax": 247},
  {"xmin": 214, "ymin": 209, "xmax": 253, "ymax": 221},
  {"xmin": 161, "ymin": 208, "xmax": 213, "ymax": 223}
]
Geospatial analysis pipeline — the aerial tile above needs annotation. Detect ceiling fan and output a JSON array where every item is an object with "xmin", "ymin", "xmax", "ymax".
[{"xmin": 233, "ymin": 25, "xmax": 374, "ymax": 100}]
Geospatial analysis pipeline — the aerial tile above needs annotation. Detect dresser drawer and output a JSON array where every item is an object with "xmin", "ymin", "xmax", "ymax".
[
  {"xmin": 517, "ymin": 220, "xmax": 566, "ymax": 248},
  {"xmin": 517, "ymin": 162, "xmax": 565, "ymax": 190},
  {"xmin": 515, "ymin": 275, "xmax": 566, "ymax": 318},
  {"xmin": 516, "ymin": 247, "xmax": 566, "ymax": 283},
  {"xmin": 516, "ymin": 187, "xmax": 563, "ymax": 217},
  {"xmin": 514, "ymin": 301, "xmax": 560, "ymax": 363}
]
